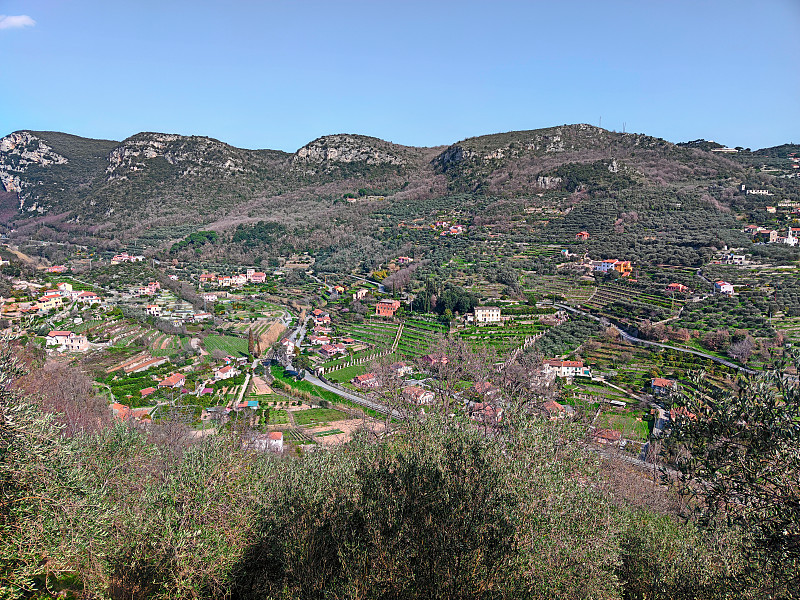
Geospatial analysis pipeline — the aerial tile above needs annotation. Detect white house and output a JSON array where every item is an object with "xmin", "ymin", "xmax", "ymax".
[
  {"xmin": 544, "ymin": 359, "xmax": 592, "ymax": 378},
  {"xmin": 474, "ymin": 306, "xmax": 501, "ymax": 325},
  {"xmin": 252, "ymin": 431, "xmax": 284, "ymax": 453},
  {"xmin": 714, "ymin": 281, "xmax": 734, "ymax": 295},
  {"xmin": 46, "ymin": 330, "xmax": 88, "ymax": 352},
  {"xmin": 214, "ymin": 365, "xmax": 239, "ymax": 380}
]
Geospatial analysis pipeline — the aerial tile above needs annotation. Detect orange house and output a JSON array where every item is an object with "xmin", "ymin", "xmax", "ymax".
[{"xmin": 376, "ymin": 299, "xmax": 401, "ymax": 317}]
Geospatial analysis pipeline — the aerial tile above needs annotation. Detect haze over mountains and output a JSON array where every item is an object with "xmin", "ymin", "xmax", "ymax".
[{"xmin": 0, "ymin": 124, "xmax": 796, "ymax": 252}]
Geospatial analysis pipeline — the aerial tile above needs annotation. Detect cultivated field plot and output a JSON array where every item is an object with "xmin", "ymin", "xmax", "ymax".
[
  {"xmin": 395, "ymin": 319, "xmax": 446, "ymax": 358},
  {"xmin": 523, "ymin": 275, "xmax": 595, "ymax": 303},
  {"xmin": 595, "ymin": 411, "xmax": 650, "ymax": 441},
  {"xmin": 293, "ymin": 408, "xmax": 348, "ymax": 427},
  {"xmin": 581, "ymin": 282, "xmax": 676, "ymax": 321},
  {"xmin": 459, "ymin": 321, "xmax": 547, "ymax": 354},
  {"xmin": 203, "ymin": 334, "xmax": 249, "ymax": 357}
]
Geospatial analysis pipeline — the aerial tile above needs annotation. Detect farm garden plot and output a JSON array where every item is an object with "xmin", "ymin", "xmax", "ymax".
[
  {"xmin": 581, "ymin": 283, "xmax": 676, "ymax": 322},
  {"xmin": 203, "ymin": 334, "xmax": 250, "ymax": 357},
  {"xmin": 395, "ymin": 319, "xmax": 447, "ymax": 358},
  {"xmin": 458, "ymin": 321, "xmax": 548, "ymax": 355},
  {"xmin": 333, "ymin": 321, "xmax": 399, "ymax": 349}
]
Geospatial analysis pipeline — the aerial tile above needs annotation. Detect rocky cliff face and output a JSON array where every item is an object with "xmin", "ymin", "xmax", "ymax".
[
  {"xmin": 0, "ymin": 132, "xmax": 68, "ymax": 193},
  {"xmin": 106, "ymin": 133, "xmax": 250, "ymax": 181},
  {"xmin": 293, "ymin": 134, "xmax": 413, "ymax": 174}
]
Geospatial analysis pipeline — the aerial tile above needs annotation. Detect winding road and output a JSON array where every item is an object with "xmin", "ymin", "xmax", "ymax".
[{"xmin": 554, "ymin": 303, "xmax": 757, "ymax": 375}]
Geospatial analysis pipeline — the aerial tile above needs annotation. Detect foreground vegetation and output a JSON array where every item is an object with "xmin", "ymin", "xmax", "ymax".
[{"xmin": 1, "ymin": 343, "xmax": 797, "ymax": 599}]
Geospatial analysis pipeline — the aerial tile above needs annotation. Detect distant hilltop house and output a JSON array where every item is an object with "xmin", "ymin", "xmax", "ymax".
[
  {"xmin": 714, "ymin": 281, "xmax": 734, "ymax": 295},
  {"xmin": 353, "ymin": 288, "xmax": 369, "ymax": 301},
  {"xmin": 666, "ymin": 283, "xmax": 689, "ymax": 293},
  {"xmin": 376, "ymin": 299, "xmax": 401, "ymax": 317},
  {"xmin": 46, "ymin": 265, "xmax": 67, "ymax": 273},
  {"xmin": 576, "ymin": 231, "xmax": 590, "ymax": 240},
  {"xmin": 111, "ymin": 253, "xmax": 145, "ymax": 264},
  {"xmin": 544, "ymin": 359, "xmax": 592, "ymax": 378},
  {"xmin": 651, "ymin": 377, "xmax": 678, "ymax": 396},
  {"xmin": 46, "ymin": 330, "xmax": 88, "ymax": 352},
  {"xmin": 722, "ymin": 253, "xmax": 747, "ymax": 265},
  {"xmin": 250, "ymin": 431, "xmax": 284, "ymax": 453},
  {"xmin": 474, "ymin": 306, "xmax": 502, "ymax": 325},
  {"xmin": 594, "ymin": 259, "xmax": 632, "ymax": 276},
  {"xmin": 710, "ymin": 147, "xmax": 738, "ymax": 153},
  {"xmin": 397, "ymin": 256, "xmax": 414, "ymax": 265}
]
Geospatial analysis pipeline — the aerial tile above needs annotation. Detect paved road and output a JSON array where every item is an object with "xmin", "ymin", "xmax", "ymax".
[
  {"xmin": 304, "ymin": 373, "xmax": 400, "ymax": 418},
  {"xmin": 554, "ymin": 303, "xmax": 757, "ymax": 375}
]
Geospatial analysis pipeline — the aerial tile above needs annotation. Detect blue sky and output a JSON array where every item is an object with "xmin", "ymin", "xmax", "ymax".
[{"xmin": 0, "ymin": 0, "xmax": 798, "ymax": 151}]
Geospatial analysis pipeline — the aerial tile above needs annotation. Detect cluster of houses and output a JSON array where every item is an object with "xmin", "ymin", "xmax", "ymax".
[
  {"xmin": 198, "ymin": 269, "xmax": 267, "ymax": 287},
  {"xmin": 743, "ymin": 224, "xmax": 799, "ymax": 246},
  {"xmin": 14, "ymin": 283, "xmax": 103, "ymax": 316},
  {"xmin": 591, "ymin": 259, "xmax": 633, "ymax": 276},
  {"xmin": 432, "ymin": 221, "xmax": 465, "ymax": 236},
  {"xmin": 111, "ymin": 253, "xmax": 145, "ymax": 264}
]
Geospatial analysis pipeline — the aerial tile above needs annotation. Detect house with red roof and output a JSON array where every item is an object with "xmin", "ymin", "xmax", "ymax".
[
  {"xmin": 214, "ymin": 365, "xmax": 239, "ymax": 380},
  {"xmin": 651, "ymin": 377, "xmax": 677, "ymax": 396},
  {"xmin": 576, "ymin": 231, "xmax": 590, "ymax": 240},
  {"xmin": 544, "ymin": 359, "xmax": 592, "ymax": 378},
  {"xmin": 352, "ymin": 373, "xmax": 379, "ymax": 389},
  {"xmin": 666, "ymin": 283, "xmax": 689, "ymax": 293},
  {"xmin": 714, "ymin": 281, "xmax": 734, "ymax": 295},
  {"xmin": 403, "ymin": 385, "xmax": 434, "ymax": 405},
  {"xmin": 158, "ymin": 373, "xmax": 186, "ymax": 389},
  {"xmin": 594, "ymin": 428, "xmax": 622, "ymax": 444}
]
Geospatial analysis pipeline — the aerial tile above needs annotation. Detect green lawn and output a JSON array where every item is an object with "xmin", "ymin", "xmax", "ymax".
[
  {"xmin": 294, "ymin": 408, "xmax": 348, "ymax": 426},
  {"xmin": 326, "ymin": 364, "xmax": 366, "ymax": 383}
]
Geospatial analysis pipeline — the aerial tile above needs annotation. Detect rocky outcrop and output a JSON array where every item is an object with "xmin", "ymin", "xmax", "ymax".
[
  {"xmin": 0, "ymin": 131, "xmax": 67, "ymax": 192},
  {"xmin": 293, "ymin": 134, "xmax": 410, "ymax": 174},
  {"xmin": 106, "ymin": 133, "xmax": 247, "ymax": 181}
]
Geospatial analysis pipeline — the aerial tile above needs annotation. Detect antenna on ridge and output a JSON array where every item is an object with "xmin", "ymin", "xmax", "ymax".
[
  {"xmin": 599, "ymin": 116, "xmax": 602, "ymax": 128},
  {"xmin": 623, "ymin": 122, "xmax": 626, "ymax": 133}
]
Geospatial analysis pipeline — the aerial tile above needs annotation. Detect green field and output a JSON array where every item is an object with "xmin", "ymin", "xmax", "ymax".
[
  {"xmin": 294, "ymin": 408, "xmax": 348, "ymax": 426},
  {"xmin": 325, "ymin": 364, "xmax": 367, "ymax": 383},
  {"xmin": 203, "ymin": 334, "xmax": 249, "ymax": 357},
  {"xmin": 595, "ymin": 412, "xmax": 650, "ymax": 441}
]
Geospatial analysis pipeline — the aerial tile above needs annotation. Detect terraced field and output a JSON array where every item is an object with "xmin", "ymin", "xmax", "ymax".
[
  {"xmin": 459, "ymin": 321, "xmax": 546, "ymax": 354},
  {"xmin": 580, "ymin": 282, "xmax": 678, "ymax": 321},
  {"xmin": 395, "ymin": 319, "xmax": 447, "ymax": 358}
]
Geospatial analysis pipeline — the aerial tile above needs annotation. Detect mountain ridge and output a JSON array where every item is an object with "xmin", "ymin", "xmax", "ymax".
[{"xmin": 0, "ymin": 124, "xmax": 794, "ymax": 250}]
